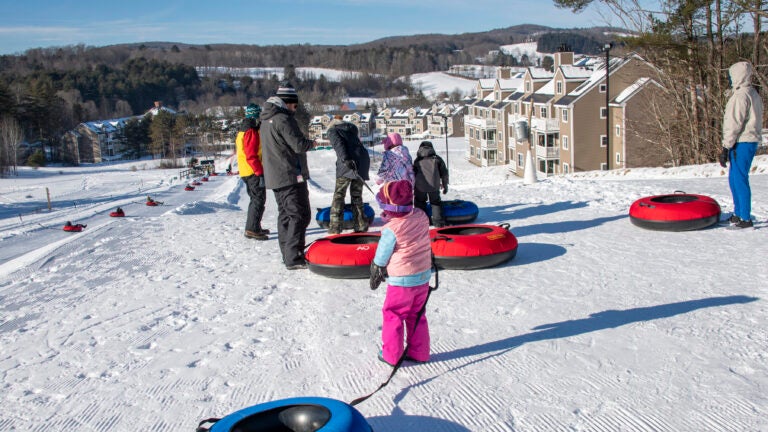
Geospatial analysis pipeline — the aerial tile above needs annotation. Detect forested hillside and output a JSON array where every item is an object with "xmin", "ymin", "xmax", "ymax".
[{"xmin": 0, "ymin": 24, "xmax": 609, "ymax": 170}]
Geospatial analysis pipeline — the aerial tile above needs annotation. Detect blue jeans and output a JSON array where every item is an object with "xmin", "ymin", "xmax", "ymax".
[{"xmin": 728, "ymin": 142, "xmax": 758, "ymax": 220}]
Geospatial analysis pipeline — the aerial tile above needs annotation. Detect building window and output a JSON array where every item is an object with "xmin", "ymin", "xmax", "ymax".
[
  {"xmin": 518, "ymin": 152, "xmax": 524, "ymax": 167},
  {"xmin": 600, "ymin": 135, "xmax": 607, "ymax": 147},
  {"xmin": 514, "ymin": 104, "xmax": 519, "ymax": 114},
  {"xmin": 563, "ymin": 163, "xmax": 570, "ymax": 174},
  {"xmin": 600, "ymin": 107, "xmax": 607, "ymax": 119},
  {"xmin": 525, "ymin": 82, "xmax": 531, "ymax": 92},
  {"xmin": 562, "ymin": 135, "xmax": 569, "ymax": 150},
  {"xmin": 599, "ymin": 83, "xmax": 607, "ymax": 93},
  {"xmin": 556, "ymin": 81, "xmax": 563, "ymax": 94},
  {"xmin": 540, "ymin": 107, "xmax": 547, "ymax": 118},
  {"xmin": 561, "ymin": 108, "xmax": 568, "ymax": 123},
  {"xmin": 615, "ymin": 124, "xmax": 621, "ymax": 136},
  {"xmin": 601, "ymin": 162, "xmax": 608, "ymax": 170},
  {"xmin": 615, "ymin": 152, "xmax": 621, "ymax": 164}
]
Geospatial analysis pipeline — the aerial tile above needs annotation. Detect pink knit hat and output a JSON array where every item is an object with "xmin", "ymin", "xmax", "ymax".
[
  {"xmin": 376, "ymin": 180, "xmax": 413, "ymax": 218},
  {"xmin": 381, "ymin": 133, "xmax": 403, "ymax": 151}
]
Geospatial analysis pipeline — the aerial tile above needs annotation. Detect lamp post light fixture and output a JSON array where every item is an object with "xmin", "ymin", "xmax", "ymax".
[{"xmin": 603, "ymin": 42, "xmax": 613, "ymax": 171}]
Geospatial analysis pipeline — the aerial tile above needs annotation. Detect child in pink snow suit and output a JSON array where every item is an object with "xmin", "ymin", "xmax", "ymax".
[
  {"xmin": 369, "ymin": 180, "xmax": 433, "ymax": 365},
  {"xmin": 375, "ymin": 133, "xmax": 415, "ymax": 185}
]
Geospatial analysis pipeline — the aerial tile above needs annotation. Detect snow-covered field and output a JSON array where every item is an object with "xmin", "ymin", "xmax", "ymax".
[
  {"xmin": 406, "ymin": 72, "xmax": 477, "ymax": 99},
  {"xmin": 1, "ymin": 139, "xmax": 767, "ymax": 431}
]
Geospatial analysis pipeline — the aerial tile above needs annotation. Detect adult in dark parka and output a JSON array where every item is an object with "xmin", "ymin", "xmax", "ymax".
[
  {"xmin": 260, "ymin": 82, "xmax": 316, "ymax": 269},
  {"xmin": 413, "ymin": 141, "xmax": 449, "ymax": 227},
  {"xmin": 327, "ymin": 115, "xmax": 371, "ymax": 234}
]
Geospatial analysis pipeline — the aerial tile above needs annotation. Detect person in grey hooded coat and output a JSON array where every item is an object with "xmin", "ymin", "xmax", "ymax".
[
  {"xmin": 719, "ymin": 61, "xmax": 763, "ymax": 229},
  {"xmin": 327, "ymin": 115, "xmax": 371, "ymax": 234},
  {"xmin": 260, "ymin": 82, "xmax": 316, "ymax": 269},
  {"xmin": 413, "ymin": 141, "xmax": 449, "ymax": 227}
]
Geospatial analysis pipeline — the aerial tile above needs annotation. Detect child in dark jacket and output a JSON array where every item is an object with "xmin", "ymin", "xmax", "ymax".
[
  {"xmin": 370, "ymin": 180, "xmax": 433, "ymax": 365},
  {"xmin": 413, "ymin": 141, "xmax": 449, "ymax": 227}
]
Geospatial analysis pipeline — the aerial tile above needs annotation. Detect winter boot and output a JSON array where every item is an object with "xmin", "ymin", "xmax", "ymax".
[{"xmin": 244, "ymin": 230, "xmax": 268, "ymax": 240}]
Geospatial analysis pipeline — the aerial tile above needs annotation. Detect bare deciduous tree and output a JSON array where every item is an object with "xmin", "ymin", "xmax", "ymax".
[{"xmin": 0, "ymin": 115, "xmax": 24, "ymax": 176}]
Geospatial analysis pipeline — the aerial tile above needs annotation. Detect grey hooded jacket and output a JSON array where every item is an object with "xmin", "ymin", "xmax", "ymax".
[
  {"xmin": 260, "ymin": 96, "xmax": 314, "ymax": 190},
  {"xmin": 723, "ymin": 61, "xmax": 763, "ymax": 149}
]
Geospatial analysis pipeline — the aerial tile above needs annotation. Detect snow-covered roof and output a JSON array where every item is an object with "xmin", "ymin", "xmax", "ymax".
[
  {"xmin": 559, "ymin": 65, "xmax": 595, "ymax": 80},
  {"xmin": 498, "ymin": 78, "xmax": 523, "ymax": 91},
  {"xmin": 528, "ymin": 67, "xmax": 555, "ymax": 80},
  {"xmin": 568, "ymin": 57, "xmax": 625, "ymax": 97},
  {"xmin": 144, "ymin": 106, "xmax": 177, "ymax": 117},
  {"xmin": 614, "ymin": 77, "xmax": 659, "ymax": 104}
]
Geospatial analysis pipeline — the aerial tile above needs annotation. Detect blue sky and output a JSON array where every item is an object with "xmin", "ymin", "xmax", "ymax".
[{"xmin": 0, "ymin": 0, "xmax": 611, "ymax": 55}]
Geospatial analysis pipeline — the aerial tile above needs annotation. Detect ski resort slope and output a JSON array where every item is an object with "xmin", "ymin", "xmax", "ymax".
[{"xmin": 1, "ymin": 139, "xmax": 767, "ymax": 431}]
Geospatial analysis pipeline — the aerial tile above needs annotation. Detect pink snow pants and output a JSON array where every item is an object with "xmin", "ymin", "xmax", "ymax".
[{"xmin": 381, "ymin": 282, "xmax": 430, "ymax": 364}]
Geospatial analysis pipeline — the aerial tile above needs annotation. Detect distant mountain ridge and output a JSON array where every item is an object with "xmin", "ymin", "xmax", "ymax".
[{"xmin": 73, "ymin": 24, "xmax": 622, "ymax": 72}]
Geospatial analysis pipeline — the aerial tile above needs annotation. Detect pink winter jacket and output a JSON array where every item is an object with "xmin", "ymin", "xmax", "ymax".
[{"xmin": 378, "ymin": 209, "xmax": 432, "ymax": 277}]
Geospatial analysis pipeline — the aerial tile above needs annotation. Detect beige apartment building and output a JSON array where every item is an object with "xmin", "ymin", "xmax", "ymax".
[{"xmin": 466, "ymin": 51, "xmax": 670, "ymax": 176}]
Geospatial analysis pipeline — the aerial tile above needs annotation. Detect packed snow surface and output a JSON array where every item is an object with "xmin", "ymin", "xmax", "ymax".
[{"xmin": 1, "ymin": 139, "xmax": 767, "ymax": 431}]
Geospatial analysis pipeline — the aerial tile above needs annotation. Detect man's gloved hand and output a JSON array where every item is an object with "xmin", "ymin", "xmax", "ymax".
[
  {"xmin": 442, "ymin": 185, "xmax": 448, "ymax": 195},
  {"xmin": 344, "ymin": 160, "xmax": 356, "ymax": 170},
  {"xmin": 369, "ymin": 262, "xmax": 388, "ymax": 290},
  {"xmin": 719, "ymin": 147, "xmax": 729, "ymax": 168}
]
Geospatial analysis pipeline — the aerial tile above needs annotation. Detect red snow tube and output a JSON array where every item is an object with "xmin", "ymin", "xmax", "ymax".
[
  {"xmin": 63, "ymin": 224, "xmax": 85, "ymax": 232},
  {"xmin": 305, "ymin": 232, "xmax": 381, "ymax": 279},
  {"xmin": 185, "ymin": 185, "xmax": 195, "ymax": 191},
  {"xmin": 191, "ymin": 180, "xmax": 203, "ymax": 186},
  {"xmin": 201, "ymin": 177, "xmax": 209, "ymax": 182},
  {"xmin": 430, "ymin": 223, "xmax": 518, "ymax": 270},
  {"xmin": 109, "ymin": 210, "xmax": 125, "ymax": 217},
  {"xmin": 146, "ymin": 201, "xmax": 159, "ymax": 206},
  {"xmin": 629, "ymin": 193, "xmax": 721, "ymax": 231}
]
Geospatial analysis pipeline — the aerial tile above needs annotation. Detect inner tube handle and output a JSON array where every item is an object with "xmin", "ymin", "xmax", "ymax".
[
  {"xmin": 673, "ymin": 190, "xmax": 686, "ymax": 194},
  {"xmin": 498, "ymin": 223, "xmax": 511, "ymax": 230},
  {"xmin": 638, "ymin": 202, "xmax": 656, "ymax": 208},
  {"xmin": 432, "ymin": 235, "xmax": 453, "ymax": 242}
]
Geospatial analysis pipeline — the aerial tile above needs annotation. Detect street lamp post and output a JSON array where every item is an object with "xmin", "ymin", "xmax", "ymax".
[
  {"xmin": 603, "ymin": 42, "xmax": 613, "ymax": 171},
  {"xmin": 441, "ymin": 114, "xmax": 450, "ymax": 171}
]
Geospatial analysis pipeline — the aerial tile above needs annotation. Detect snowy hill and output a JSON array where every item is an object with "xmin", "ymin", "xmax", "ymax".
[{"xmin": 1, "ymin": 139, "xmax": 767, "ymax": 431}]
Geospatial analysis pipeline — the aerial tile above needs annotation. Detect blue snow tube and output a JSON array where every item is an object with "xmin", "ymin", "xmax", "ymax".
[
  {"xmin": 201, "ymin": 397, "xmax": 372, "ymax": 432},
  {"xmin": 316, "ymin": 203, "xmax": 375, "ymax": 229},
  {"xmin": 426, "ymin": 200, "xmax": 479, "ymax": 225}
]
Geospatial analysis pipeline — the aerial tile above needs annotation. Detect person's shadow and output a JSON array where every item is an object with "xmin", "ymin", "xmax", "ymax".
[
  {"xmin": 431, "ymin": 295, "xmax": 758, "ymax": 364},
  {"xmin": 364, "ymin": 296, "xmax": 757, "ymax": 430}
]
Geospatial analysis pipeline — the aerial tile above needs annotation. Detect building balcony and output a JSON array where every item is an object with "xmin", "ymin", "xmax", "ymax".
[
  {"xmin": 466, "ymin": 117, "xmax": 497, "ymax": 129},
  {"xmin": 536, "ymin": 145, "xmax": 560, "ymax": 159},
  {"xmin": 531, "ymin": 117, "xmax": 560, "ymax": 132},
  {"xmin": 480, "ymin": 139, "xmax": 497, "ymax": 149}
]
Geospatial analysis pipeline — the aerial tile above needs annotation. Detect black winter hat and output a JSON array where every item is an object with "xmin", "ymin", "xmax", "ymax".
[{"xmin": 276, "ymin": 82, "xmax": 299, "ymax": 104}]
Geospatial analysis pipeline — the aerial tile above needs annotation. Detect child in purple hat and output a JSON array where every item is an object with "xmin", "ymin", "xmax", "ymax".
[
  {"xmin": 370, "ymin": 180, "xmax": 433, "ymax": 365},
  {"xmin": 375, "ymin": 133, "xmax": 415, "ymax": 185}
]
